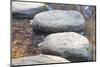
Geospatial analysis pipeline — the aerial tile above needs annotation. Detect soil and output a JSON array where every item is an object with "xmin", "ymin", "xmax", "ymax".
[{"xmin": 11, "ymin": 20, "xmax": 43, "ymax": 59}]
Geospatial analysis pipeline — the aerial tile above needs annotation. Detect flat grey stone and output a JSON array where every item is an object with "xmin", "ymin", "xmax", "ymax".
[
  {"xmin": 12, "ymin": 1, "xmax": 48, "ymax": 18},
  {"xmin": 12, "ymin": 54, "xmax": 70, "ymax": 66},
  {"xmin": 32, "ymin": 10, "xmax": 85, "ymax": 32},
  {"xmin": 39, "ymin": 32, "xmax": 93, "ymax": 62}
]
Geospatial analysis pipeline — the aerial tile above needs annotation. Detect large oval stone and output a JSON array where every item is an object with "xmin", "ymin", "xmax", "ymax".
[
  {"xmin": 12, "ymin": 54, "xmax": 70, "ymax": 66},
  {"xmin": 32, "ymin": 10, "xmax": 85, "ymax": 32},
  {"xmin": 12, "ymin": 1, "xmax": 48, "ymax": 19},
  {"xmin": 39, "ymin": 32, "xmax": 93, "ymax": 62}
]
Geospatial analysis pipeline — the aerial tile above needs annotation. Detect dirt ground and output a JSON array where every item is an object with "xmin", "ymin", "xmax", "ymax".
[{"xmin": 11, "ymin": 21, "xmax": 43, "ymax": 59}]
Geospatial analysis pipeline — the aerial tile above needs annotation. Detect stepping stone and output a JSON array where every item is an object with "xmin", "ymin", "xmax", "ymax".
[
  {"xmin": 12, "ymin": 1, "xmax": 48, "ymax": 19},
  {"xmin": 32, "ymin": 10, "xmax": 85, "ymax": 32},
  {"xmin": 12, "ymin": 54, "xmax": 70, "ymax": 66},
  {"xmin": 39, "ymin": 32, "xmax": 93, "ymax": 62}
]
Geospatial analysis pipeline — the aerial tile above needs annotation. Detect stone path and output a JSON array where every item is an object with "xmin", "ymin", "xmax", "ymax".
[{"xmin": 12, "ymin": 1, "xmax": 95, "ymax": 66}]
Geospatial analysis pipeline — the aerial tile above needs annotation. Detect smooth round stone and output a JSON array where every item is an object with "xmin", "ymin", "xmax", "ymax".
[
  {"xmin": 12, "ymin": 1, "xmax": 48, "ymax": 19},
  {"xmin": 32, "ymin": 10, "xmax": 85, "ymax": 32},
  {"xmin": 12, "ymin": 54, "xmax": 70, "ymax": 66},
  {"xmin": 39, "ymin": 32, "xmax": 93, "ymax": 62}
]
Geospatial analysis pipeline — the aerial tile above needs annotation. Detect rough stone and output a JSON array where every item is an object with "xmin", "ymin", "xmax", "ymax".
[
  {"xmin": 12, "ymin": 1, "xmax": 48, "ymax": 19},
  {"xmin": 39, "ymin": 32, "xmax": 93, "ymax": 62},
  {"xmin": 12, "ymin": 54, "xmax": 70, "ymax": 66},
  {"xmin": 32, "ymin": 10, "xmax": 85, "ymax": 32}
]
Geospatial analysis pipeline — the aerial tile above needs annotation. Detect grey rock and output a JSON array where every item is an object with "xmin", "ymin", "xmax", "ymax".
[
  {"xmin": 32, "ymin": 10, "xmax": 85, "ymax": 32},
  {"xmin": 12, "ymin": 54, "xmax": 70, "ymax": 66},
  {"xmin": 12, "ymin": 1, "xmax": 48, "ymax": 19},
  {"xmin": 39, "ymin": 32, "xmax": 93, "ymax": 62}
]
